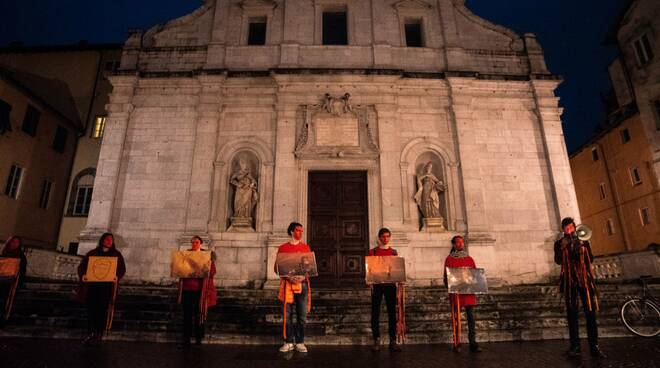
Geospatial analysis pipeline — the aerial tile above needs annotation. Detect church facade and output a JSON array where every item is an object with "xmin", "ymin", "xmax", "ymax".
[{"xmin": 79, "ymin": 0, "xmax": 578, "ymax": 287}]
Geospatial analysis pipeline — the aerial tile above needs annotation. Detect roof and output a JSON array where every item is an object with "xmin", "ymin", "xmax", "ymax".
[{"xmin": 0, "ymin": 65, "xmax": 83, "ymax": 130}]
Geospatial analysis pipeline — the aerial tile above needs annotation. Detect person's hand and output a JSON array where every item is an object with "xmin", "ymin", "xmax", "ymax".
[
  {"xmin": 112, "ymin": 276, "xmax": 118, "ymax": 283},
  {"xmin": 82, "ymin": 275, "xmax": 88, "ymax": 282},
  {"xmin": 560, "ymin": 237, "xmax": 570, "ymax": 251},
  {"xmin": 288, "ymin": 275, "xmax": 305, "ymax": 284}
]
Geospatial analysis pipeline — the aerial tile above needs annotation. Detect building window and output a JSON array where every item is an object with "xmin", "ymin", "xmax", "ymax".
[
  {"xmin": 639, "ymin": 207, "xmax": 650, "ymax": 226},
  {"xmin": 606, "ymin": 218, "xmax": 615, "ymax": 236},
  {"xmin": 73, "ymin": 186, "xmax": 93, "ymax": 216},
  {"xmin": 21, "ymin": 104, "xmax": 41, "ymax": 137},
  {"xmin": 67, "ymin": 168, "xmax": 96, "ymax": 216},
  {"xmin": 247, "ymin": 17, "xmax": 267, "ymax": 45},
  {"xmin": 620, "ymin": 128, "xmax": 631, "ymax": 143},
  {"xmin": 633, "ymin": 33, "xmax": 654, "ymax": 66},
  {"xmin": 4, "ymin": 164, "xmax": 23, "ymax": 199},
  {"xmin": 92, "ymin": 116, "xmax": 106, "ymax": 138},
  {"xmin": 404, "ymin": 20, "xmax": 423, "ymax": 47},
  {"xmin": 323, "ymin": 10, "xmax": 348, "ymax": 45},
  {"xmin": 591, "ymin": 147, "xmax": 599, "ymax": 161},
  {"xmin": 598, "ymin": 183, "xmax": 606, "ymax": 200},
  {"xmin": 0, "ymin": 98, "xmax": 11, "ymax": 135},
  {"xmin": 53, "ymin": 125, "xmax": 68, "ymax": 153},
  {"xmin": 630, "ymin": 167, "xmax": 642, "ymax": 185},
  {"xmin": 39, "ymin": 179, "xmax": 53, "ymax": 209}
]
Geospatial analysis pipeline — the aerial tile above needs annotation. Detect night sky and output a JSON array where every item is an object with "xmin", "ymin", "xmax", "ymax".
[{"xmin": 0, "ymin": 0, "xmax": 626, "ymax": 153}]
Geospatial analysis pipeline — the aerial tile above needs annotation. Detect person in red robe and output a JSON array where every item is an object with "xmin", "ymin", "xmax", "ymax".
[
  {"xmin": 276, "ymin": 222, "xmax": 311, "ymax": 354},
  {"xmin": 177, "ymin": 235, "xmax": 217, "ymax": 348},
  {"xmin": 369, "ymin": 227, "xmax": 402, "ymax": 352},
  {"xmin": 443, "ymin": 235, "xmax": 481, "ymax": 353}
]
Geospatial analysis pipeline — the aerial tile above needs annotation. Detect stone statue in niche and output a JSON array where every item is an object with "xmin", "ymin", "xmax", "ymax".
[
  {"xmin": 228, "ymin": 159, "xmax": 259, "ymax": 232},
  {"xmin": 414, "ymin": 161, "xmax": 446, "ymax": 232}
]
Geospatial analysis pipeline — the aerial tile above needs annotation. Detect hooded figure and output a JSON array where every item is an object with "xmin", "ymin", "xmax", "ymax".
[{"xmin": 76, "ymin": 232, "xmax": 126, "ymax": 346}]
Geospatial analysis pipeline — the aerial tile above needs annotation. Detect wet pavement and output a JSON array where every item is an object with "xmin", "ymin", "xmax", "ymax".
[{"xmin": 0, "ymin": 337, "xmax": 658, "ymax": 368}]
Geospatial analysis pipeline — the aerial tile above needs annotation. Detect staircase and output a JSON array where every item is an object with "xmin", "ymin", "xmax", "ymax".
[{"xmin": 1, "ymin": 280, "xmax": 654, "ymax": 344}]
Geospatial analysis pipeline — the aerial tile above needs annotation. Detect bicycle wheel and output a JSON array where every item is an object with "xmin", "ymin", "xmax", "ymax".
[{"xmin": 620, "ymin": 298, "xmax": 660, "ymax": 337}]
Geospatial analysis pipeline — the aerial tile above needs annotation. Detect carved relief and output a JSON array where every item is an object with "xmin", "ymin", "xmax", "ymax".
[{"xmin": 295, "ymin": 93, "xmax": 379, "ymax": 159}]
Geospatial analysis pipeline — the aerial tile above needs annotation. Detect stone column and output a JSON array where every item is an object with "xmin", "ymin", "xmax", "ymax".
[
  {"xmin": 182, "ymin": 74, "xmax": 225, "ymax": 238},
  {"xmin": 446, "ymin": 77, "xmax": 494, "ymax": 244},
  {"xmin": 78, "ymin": 75, "xmax": 138, "ymax": 254},
  {"xmin": 375, "ymin": 103, "xmax": 402, "ymax": 228},
  {"xmin": 530, "ymin": 78, "xmax": 580, "ymax": 224},
  {"xmin": 265, "ymin": 98, "xmax": 299, "ymax": 288}
]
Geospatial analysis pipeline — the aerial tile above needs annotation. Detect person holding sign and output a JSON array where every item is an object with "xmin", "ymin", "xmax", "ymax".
[
  {"xmin": 276, "ymin": 222, "xmax": 311, "ymax": 354},
  {"xmin": 443, "ymin": 235, "xmax": 481, "ymax": 353},
  {"xmin": 368, "ymin": 228, "xmax": 402, "ymax": 352},
  {"xmin": 76, "ymin": 232, "xmax": 126, "ymax": 346},
  {"xmin": 0, "ymin": 236, "xmax": 27, "ymax": 325},
  {"xmin": 176, "ymin": 235, "xmax": 217, "ymax": 348}
]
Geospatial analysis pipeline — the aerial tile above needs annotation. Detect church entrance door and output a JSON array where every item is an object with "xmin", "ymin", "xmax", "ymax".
[{"xmin": 308, "ymin": 171, "xmax": 369, "ymax": 287}]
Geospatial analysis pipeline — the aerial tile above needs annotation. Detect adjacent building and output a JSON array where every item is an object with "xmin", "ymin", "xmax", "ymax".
[
  {"xmin": 0, "ymin": 43, "xmax": 122, "ymax": 253},
  {"xmin": 570, "ymin": 0, "xmax": 659, "ymax": 256},
  {"xmin": 0, "ymin": 66, "xmax": 81, "ymax": 248}
]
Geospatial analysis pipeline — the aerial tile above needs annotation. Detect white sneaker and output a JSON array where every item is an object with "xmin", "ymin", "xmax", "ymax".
[
  {"xmin": 279, "ymin": 343, "xmax": 294, "ymax": 352},
  {"xmin": 295, "ymin": 343, "xmax": 308, "ymax": 353}
]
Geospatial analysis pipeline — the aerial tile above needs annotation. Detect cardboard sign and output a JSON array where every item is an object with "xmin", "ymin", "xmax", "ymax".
[
  {"xmin": 85, "ymin": 256, "xmax": 118, "ymax": 282},
  {"xmin": 0, "ymin": 257, "xmax": 20, "ymax": 278},
  {"xmin": 276, "ymin": 252, "xmax": 318, "ymax": 277},
  {"xmin": 446, "ymin": 267, "xmax": 488, "ymax": 294},
  {"xmin": 171, "ymin": 250, "xmax": 211, "ymax": 278},
  {"xmin": 365, "ymin": 256, "xmax": 406, "ymax": 284}
]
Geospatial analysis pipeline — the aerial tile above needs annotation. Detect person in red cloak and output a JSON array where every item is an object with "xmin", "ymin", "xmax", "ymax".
[
  {"xmin": 276, "ymin": 222, "xmax": 311, "ymax": 354},
  {"xmin": 177, "ymin": 235, "xmax": 217, "ymax": 348},
  {"xmin": 0, "ymin": 235, "xmax": 27, "ymax": 325},
  {"xmin": 443, "ymin": 235, "xmax": 481, "ymax": 353}
]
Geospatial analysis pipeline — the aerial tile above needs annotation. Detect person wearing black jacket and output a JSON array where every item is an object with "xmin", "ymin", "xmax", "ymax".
[
  {"xmin": 554, "ymin": 217, "xmax": 604, "ymax": 358},
  {"xmin": 77, "ymin": 232, "xmax": 126, "ymax": 346}
]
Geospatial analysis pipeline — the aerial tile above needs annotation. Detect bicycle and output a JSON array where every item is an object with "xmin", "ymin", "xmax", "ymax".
[{"xmin": 619, "ymin": 276, "xmax": 660, "ymax": 337}]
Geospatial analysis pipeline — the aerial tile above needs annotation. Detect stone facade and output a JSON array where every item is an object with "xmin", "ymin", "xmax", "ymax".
[{"xmin": 80, "ymin": 0, "xmax": 578, "ymax": 287}]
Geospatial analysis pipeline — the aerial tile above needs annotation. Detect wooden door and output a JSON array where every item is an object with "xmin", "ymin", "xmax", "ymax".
[{"xmin": 308, "ymin": 171, "xmax": 368, "ymax": 287}]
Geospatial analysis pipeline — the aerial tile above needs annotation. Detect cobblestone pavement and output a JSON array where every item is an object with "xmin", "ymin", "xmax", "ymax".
[{"xmin": 0, "ymin": 337, "xmax": 658, "ymax": 368}]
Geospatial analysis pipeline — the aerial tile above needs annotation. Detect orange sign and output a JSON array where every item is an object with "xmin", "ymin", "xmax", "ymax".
[
  {"xmin": 0, "ymin": 257, "xmax": 20, "ymax": 277},
  {"xmin": 85, "ymin": 256, "xmax": 118, "ymax": 282}
]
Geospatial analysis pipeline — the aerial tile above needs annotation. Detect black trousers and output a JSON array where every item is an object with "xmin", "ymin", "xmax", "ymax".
[
  {"xmin": 465, "ymin": 306, "xmax": 477, "ymax": 345},
  {"xmin": 0, "ymin": 282, "xmax": 11, "ymax": 321},
  {"xmin": 371, "ymin": 284, "xmax": 397, "ymax": 341},
  {"xmin": 86, "ymin": 283, "xmax": 113, "ymax": 335},
  {"xmin": 566, "ymin": 286, "xmax": 598, "ymax": 348},
  {"xmin": 182, "ymin": 290, "xmax": 205, "ymax": 343}
]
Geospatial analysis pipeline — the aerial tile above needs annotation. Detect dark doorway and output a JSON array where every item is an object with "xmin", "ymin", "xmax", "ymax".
[{"xmin": 308, "ymin": 171, "xmax": 368, "ymax": 287}]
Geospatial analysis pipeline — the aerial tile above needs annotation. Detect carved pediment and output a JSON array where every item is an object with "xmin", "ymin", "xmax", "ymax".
[
  {"xmin": 239, "ymin": 0, "xmax": 278, "ymax": 11},
  {"xmin": 295, "ymin": 93, "xmax": 379, "ymax": 159},
  {"xmin": 392, "ymin": 0, "xmax": 432, "ymax": 11}
]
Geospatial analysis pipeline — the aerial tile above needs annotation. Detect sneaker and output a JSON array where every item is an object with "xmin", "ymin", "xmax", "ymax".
[
  {"xmin": 279, "ymin": 343, "xmax": 294, "ymax": 352},
  {"xmin": 469, "ymin": 344, "xmax": 482, "ymax": 353},
  {"xmin": 295, "ymin": 343, "xmax": 308, "ymax": 353},
  {"xmin": 389, "ymin": 341, "xmax": 402, "ymax": 352},
  {"xmin": 566, "ymin": 345, "xmax": 581, "ymax": 357},
  {"xmin": 371, "ymin": 337, "xmax": 381, "ymax": 352}
]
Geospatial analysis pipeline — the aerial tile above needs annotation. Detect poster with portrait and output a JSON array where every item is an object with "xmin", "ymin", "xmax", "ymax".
[
  {"xmin": 446, "ymin": 267, "xmax": 488, "ymax": 294},
  {"xmin": 365, "ymin": 256, "xmax": 406, "ymax": 284},
  {"xmin": 276, "ymin": 252, "xmax": 318, "ymax": 277},
  {"xmin": 171, "ymin": 250, "xmax": 211, "ymax": 278},
  {"xmin": 85, "ymin": 256, "xmax": 118, "ymax": 282}
]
